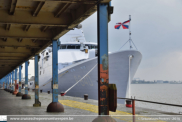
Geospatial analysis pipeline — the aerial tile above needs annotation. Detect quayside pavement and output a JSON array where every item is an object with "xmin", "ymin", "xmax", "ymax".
[{"xmin": 0, "ymin": 89, "xmax": 181, "ymax": 122}]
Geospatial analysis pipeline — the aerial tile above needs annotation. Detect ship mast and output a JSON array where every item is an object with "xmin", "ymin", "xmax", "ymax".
[
  {"xmin": 129, "ymin": 15, "xmax": 132, "ymax": 49},
  {"xmin": 118, "ymin": 15, "xmax": 138, "ymax": 50}
]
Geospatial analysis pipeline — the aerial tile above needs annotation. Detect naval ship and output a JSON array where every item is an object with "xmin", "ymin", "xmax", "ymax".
[{"xmin": 28, "ymin": 25, "xmax": 142, "ymax": 104}]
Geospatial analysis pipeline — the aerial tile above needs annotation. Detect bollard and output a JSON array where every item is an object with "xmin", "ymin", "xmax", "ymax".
[
  {"xmin": 60, "ymin": 92, "xmax": 65, "ymax": 96},
  {"xmin": 40, "ymin": 90, "xmax": 42, "ymax": 93},
  {"xmin": 84, "ymin": 94, "xmax": 88, "ymax": 100},
  {"xmin": 132, "ymin": 99, "xmax": 135, "ymax": 115},
  {"xmin": 48, "ymin": 91, "xmax": 50, "ymax": 94},
  {"xmin": 22, "ymin": 84, "xmax": 24, "ymax": 89},
  {"xmin": 126, "ymin": 99, "xmax": 132, "ymax": 108},
  {"xmin": 132, "ymin": 98, "xmax": 135, "ymax": 122}
]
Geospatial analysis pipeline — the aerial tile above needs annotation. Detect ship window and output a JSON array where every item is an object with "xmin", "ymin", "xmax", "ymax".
[
  {"xmin": 90, "ymin": 45, "xmax": 97, "ymax": 49},
  {"xmin": 75, "ymin": 45, "xmax": 80, "ymax": 49},
  {"xmin": 85, "ymin": 44, "xmax": 91, "ymax": 49},
  {"xmin": 91, "ymin": 45, "xmax": 95, "ymax": 49},
  {"xmin": 67, "ymin": 45, "xmax": 75, "ymax": 49},
  {"xmin": 61, "ymin": 45, "xmax": 66, "ymax": 49}
]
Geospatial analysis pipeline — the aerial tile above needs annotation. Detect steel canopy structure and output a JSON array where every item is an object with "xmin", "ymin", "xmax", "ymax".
[{"xmin": 0, "ymin": 0, "xmax": 111, "ymax": 79}]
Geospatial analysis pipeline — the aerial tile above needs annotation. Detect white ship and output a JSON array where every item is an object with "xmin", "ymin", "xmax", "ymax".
[{"xmin": 28, "ymin": 25, "xmax": 142, "ymax": 104}]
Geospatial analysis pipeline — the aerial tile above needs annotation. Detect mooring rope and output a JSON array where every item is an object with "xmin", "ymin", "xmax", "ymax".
[
  {"xmin": 64, "ymin": 63, "xmax": 98, "ymax": 94},
  {"xmin": 39, "ymin": 70, "xmax": 68, "ymax": 88}
]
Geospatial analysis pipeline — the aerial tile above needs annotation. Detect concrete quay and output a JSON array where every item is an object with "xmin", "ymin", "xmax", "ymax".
[{"xmin": 0, "ymin": 89, "xmax": 181, "ymax": 122}]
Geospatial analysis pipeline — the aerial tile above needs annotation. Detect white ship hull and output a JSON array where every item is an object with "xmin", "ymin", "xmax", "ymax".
[{"xmin": 34, "ymin": 50, "xmax": 142, "ymax": 104}]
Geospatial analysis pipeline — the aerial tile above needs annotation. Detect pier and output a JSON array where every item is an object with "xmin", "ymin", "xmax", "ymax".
[
  {"xmin": 0, "ymin": 89, "xmax": 181, "ymax": 122},
  {"xmin": 0, "ymin": 1, "xmax": 181, "ymax": 122},
  {"xmin": 0, "ymin": 0, "xmax": 116, "ymax": 120}
]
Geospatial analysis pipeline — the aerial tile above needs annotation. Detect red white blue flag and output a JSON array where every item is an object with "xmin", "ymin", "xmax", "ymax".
[{"xmin": 115, "ymin": 20, "xmax": 130, "ymax": 29}]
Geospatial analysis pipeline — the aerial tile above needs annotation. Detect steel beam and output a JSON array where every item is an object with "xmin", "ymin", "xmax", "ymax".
[
  {"xmin": 0, "ymin": 57, "xmax": 26, "ymax": 60},
  {"xmin": 0, "ymin": 45, "xmax": 41, "ymax": 48},
  {"xmin": 33, "ymin": 0, "xmax": 98, "ymax": 4},
  {"xmin": 24, "ymin": 25, "xmax": 31, "ymax": 31},
  {"xmin": 41, "ymin": 26, "xmax": 49, "ymax": 32},
  {"xmin": 9, "ymin": 0, "xmax": 17, "ymax": 15},
  {"xmin": 54, "ymin": 4, "xmax": 96, "ymax": 39},
  {"xmin": 0, "ymin": 27, "xmax": 53, "ymax": 39},
  {"xmin": 6, "ymin": 24, "xmax": 11, "ymax": 31},
  {"xmin": 0, "ymin": 22, "xmax": 67, "ymax": 27},
  {"xmin": 0, "ymin": 66, "xmax": 15, "ymax": 68},
  {"xmin": 47, "ymin": 40, "xmax": 64, "ymax": 112},
  {"xmin": 3, "ymin": 38, "xmax": 7, "ymax": 42},
  {"xmin": 0, "ymin": 59, "xmax": 22, "ymax": 61},
  {"xmin": 0, "ymin": 38, "xmax": 46, "ymax": 47},
  {"xmin": 55, "ymin": 3, "xmax": 71, "ymax": 17},
  {"xmin": 33, "ymin": 54, "xmax": 41, "ymax": 107},
  {"xmin": 97, "ymin": 4, "xmax": 109, "ymax": 115},
  {"xmin": 0, "ymin": 47, "xmax": 33, "ymax": 53},
  {"xmin": 33, "ymin": 2, "xmax": 45, "ymax": 17},
  {"xmin": 22, "ymin": 61, "xmax": 31, "ymax": 99},
  {"xmin": 0, "ymin": 10, "xmax": 71, "ymax": 25}
]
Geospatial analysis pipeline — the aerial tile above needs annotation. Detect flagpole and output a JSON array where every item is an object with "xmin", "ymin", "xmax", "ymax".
[{"xmin": 129, "ymin": 15, "xmax": 132, "ymax": 49}]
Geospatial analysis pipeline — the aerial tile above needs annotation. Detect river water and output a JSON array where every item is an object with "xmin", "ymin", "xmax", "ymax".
[{"xmin": 130, "ymin": 84, "xmax": 182, "ymax": 114}]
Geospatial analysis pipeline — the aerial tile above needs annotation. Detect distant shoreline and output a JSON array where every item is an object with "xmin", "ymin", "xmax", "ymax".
[{"xmin": 131, "ymin": 83, "xmax": 182, "ymax": 84}]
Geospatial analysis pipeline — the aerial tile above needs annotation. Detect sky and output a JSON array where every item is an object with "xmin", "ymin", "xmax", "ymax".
[{"xmin": 24, "ymin": 0, "xmax": 182, "ymax": 81}]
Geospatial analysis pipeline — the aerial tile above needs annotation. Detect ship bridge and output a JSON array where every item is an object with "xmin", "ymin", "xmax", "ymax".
[{"xmin": 0, "ymin": 0, "xmax": 110, "ymax": 78}]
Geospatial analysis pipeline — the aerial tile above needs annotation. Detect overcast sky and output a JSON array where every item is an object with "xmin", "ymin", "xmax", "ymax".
[
  {"xmin": 25, "ymin": 0, "xmax": 182, "ymax": 81},
  {"xmin": 81, "ymin": 0, "xmax": 182, "ymax": 81}
]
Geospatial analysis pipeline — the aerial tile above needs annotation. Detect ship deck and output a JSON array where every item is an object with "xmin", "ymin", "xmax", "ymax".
[{"xmin": 0, "ymin": 89, "xmax": 181, "ymax": 122}]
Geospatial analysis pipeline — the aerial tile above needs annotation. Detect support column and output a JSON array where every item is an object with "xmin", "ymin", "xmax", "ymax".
[
  {"xmin": 10, "ymin": 71, "xmax": 14, "ymax": 93},
  {"xmin": 16, "ymin": 66, "xmax": 23, "ymax": 96},
  {"xmin": 4, "ymin": 77, "xmax": 7, "ymax": 91},
  {"xmin": 22, "ymin": 61, "xmax": 31, "ymax": 99},
  {"xmin": 47, "ymin": 40, "xmax": 64, "ymax": 112},
  {"xmin": 13, "ymin": 69, "xmax": 18, "ymax": 95},
  {"xmin": 7, "ymin": 74, "xmax": 10, "ymax": 92},
  {"xmin": 5, "ymin": 76, "xmax": 7, "ymax": 91},
  {"xmin": 9, "ymin": 73, "xmax": 11, "ymax": 92},
  {"xmin": 93, "ymin": 3, "xmax": 116, "ymax": 122},
  {"xmin": 8, "ymin": 74, "xmax": 11, "ymax": 92},
  {"xmin": 98, "ymin": 3, "xmax": 109, "ymax": 115},
  {"xmin": 33, "ymin": 54, "xmax": 41, "ymax": 107},
  {"xmin": 6, "ymin": 76, "xmax": 8, "ymax": 91}
]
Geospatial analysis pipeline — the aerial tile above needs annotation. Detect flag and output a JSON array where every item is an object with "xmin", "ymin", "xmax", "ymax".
[{"xmin": 115, "ymin": 20, "xmax": 130, "ymax": 29}]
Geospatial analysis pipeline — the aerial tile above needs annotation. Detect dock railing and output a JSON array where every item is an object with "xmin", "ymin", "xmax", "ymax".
[{"xmin": 117, "ymin": 97, "xmax": 182, "ymax": 115}]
